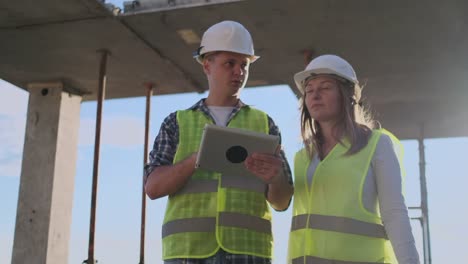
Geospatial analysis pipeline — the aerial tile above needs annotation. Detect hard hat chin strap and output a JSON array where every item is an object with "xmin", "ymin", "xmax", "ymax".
[{"xmin": 193, "ymin": 46, "xmax": 204, "ymax": 57}]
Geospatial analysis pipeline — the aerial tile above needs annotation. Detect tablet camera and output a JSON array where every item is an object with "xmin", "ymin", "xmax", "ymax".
[{"xmin": 226, "ymin": 145, "xmax": 248, "ymax": 163}]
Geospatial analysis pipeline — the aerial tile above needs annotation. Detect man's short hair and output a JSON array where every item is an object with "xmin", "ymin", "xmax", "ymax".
[{"xmin": 201, "ymin": 51, "xmax": 220, "ymax": 63}]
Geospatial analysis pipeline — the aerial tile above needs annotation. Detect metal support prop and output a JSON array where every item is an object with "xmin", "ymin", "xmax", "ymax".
[
  {"xmin": 84, "ymin": 50, "xmax": 109, "ymax": 264},
  {"xmin": 418, "ymin": 125, "xmax": 432, "ymax": 264},
  {"xmin": 139, "ymin": 83, "xmax": 153, "ymax": 264}
]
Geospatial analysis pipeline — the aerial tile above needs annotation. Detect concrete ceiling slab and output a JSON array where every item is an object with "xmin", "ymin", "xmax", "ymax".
[{"xmin": 1, "ymin": 0, "xmax": 467, "ymax": 138}]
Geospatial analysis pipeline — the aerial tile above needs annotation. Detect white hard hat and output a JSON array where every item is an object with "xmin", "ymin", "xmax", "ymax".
[
  {"xmin": 193, "ymin": 20, "xmax": 259, "ymax": 64},
  {"xmin": 294, "ymin": 54, "xmax": 359, "ymax": 93}
]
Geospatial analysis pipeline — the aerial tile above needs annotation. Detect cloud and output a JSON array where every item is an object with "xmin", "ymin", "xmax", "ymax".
[
  {"xmin": 0, "ymin": 158, "xmax": 22, "ymax": 178},
  {"xmin": 0, "ymin": 235, "xmax": 13, "ymax": 264},
  {"xmin": 79, "ymin": 116, "xmax": 145, "ymax": 148},
  {"xmin": 0, "ymin": 80, "xmax": 28, "ymax": 116},
  {"xmin": 0, "ymin": 81, "xmax": 27, "ymax": 177}
]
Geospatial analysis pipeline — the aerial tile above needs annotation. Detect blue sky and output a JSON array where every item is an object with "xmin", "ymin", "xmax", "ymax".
[{"xmin": 1, "ymin": 77, "xmax": 468, "ymax": 263}]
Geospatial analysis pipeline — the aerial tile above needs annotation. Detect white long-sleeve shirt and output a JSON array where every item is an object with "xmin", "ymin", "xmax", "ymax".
[{"xmin": 306, "ymin": 134, "xmax": 420, "ymax": 264}]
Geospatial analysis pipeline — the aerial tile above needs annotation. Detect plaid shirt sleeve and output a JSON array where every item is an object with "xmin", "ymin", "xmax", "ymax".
[
  {"xmin": 266, "ymin": 115, "xmax": 294, "ymax": 212},
  {"xmin": 144, "ymin": 112, "xmax": 179, "ymax": 180},
  {"xmin": 267, "ymin": 115, "xmax": 293, "ymax": 185}
]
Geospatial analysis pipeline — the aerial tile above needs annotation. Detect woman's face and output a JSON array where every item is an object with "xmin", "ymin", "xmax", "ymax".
[{"xmin": 304, "ymin": 76, "xmax": 342, "ymax": 124}]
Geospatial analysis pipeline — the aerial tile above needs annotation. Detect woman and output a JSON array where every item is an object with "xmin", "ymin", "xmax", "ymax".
[{"xmin": 288, "ymin": 54, "xmax": 419, "ymax": 264}]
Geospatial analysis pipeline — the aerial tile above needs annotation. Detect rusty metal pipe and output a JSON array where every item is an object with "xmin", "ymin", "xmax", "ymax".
[
  {"xmin": 139, "ymin": 83, "xmax": 153, "ymax": 264},
  {"xmin": 83, "ymin": 49, "xmax": 109, "ymax": 264}
]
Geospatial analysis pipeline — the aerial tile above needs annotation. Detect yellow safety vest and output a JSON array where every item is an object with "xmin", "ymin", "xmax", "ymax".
[
  {"xmin": 162, "ymin": 107, "xmax": 273, "ymax": 260},
  {"xmin": 289, "ymin": 130, "xmax": 400, "ymax": 264}
]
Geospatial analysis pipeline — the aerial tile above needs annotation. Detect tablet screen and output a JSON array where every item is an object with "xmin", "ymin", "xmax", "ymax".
[{"xmin": 196, "ymin": 124, "xmax": 280, "ymax": 178}]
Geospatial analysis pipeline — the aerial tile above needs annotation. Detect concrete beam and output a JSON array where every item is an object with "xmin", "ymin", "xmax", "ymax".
[{"xmin": 12, "ymin": 82, "xmax": 81, "ymax": 264}]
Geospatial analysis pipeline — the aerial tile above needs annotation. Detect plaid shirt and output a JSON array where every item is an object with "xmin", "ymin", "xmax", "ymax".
[{"xmin": 145, "ymin": 99, "xmax": 292, "ymax": 263}]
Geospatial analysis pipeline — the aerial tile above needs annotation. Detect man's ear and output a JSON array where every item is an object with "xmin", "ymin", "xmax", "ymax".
[{"xmin": 202, "ymin": 59, "xmax": 211, "ymax": 75}]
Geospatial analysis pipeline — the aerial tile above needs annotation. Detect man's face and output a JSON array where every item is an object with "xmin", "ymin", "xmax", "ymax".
[{"xmin": 203, "ymin": 51, "xmax": 251, "ymax": 97}]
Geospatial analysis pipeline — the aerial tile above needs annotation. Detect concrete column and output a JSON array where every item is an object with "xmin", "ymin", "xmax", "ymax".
[{"xmin": 12, "ymin": 82, "xmax": 81, "ymax": 264}]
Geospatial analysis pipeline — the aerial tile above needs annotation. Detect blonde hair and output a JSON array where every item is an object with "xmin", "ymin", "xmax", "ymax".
[{"xmin": 300, "ymin": 76, "xmax": 376, "ymax": 159}]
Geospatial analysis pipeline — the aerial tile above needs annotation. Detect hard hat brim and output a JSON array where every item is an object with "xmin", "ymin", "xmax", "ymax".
[
  {"xmin": 193, "ymin": 52, "xmax": 260, "ymax": 64},
  {"xmin": 294, "ymin": 68, "xmax": 359, "ymax": 94}
]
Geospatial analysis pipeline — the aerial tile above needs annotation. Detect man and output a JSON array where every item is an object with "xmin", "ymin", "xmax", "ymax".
[{"xmin": 145, "ymin": 20, "xmax": 293, "ymax": 264}]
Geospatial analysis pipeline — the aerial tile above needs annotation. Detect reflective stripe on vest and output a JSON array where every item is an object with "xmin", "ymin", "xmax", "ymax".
[
  {"xmin": 292, "ymin": 256, "xmax": 387, "ymax": 264},
  {"xmin": 162, "ymin": 212, "xmax": 271, "ymax": 238},
  {"xmin": 162, "ymin": 217, "xmax": 215, "ymax": 238},
  {"xmin": 291, "ymin": 214, "xmax": 388, "ymax": 239},
  {"xmin": 220, "ymin": 174, "xmax": 266, "ymax": 193},
  {"xmin": 174, "ymin": 179, "xmax": 218, "ymax": 195},
  {"xmin": 175, "ymin": 176, "xmax": 266, "ymax": 195}
]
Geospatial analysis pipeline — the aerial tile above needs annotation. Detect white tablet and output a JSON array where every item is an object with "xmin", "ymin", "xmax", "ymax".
[{"xmin": 195, "ymin": 124, "xmax": 280, "ymax": 178}]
